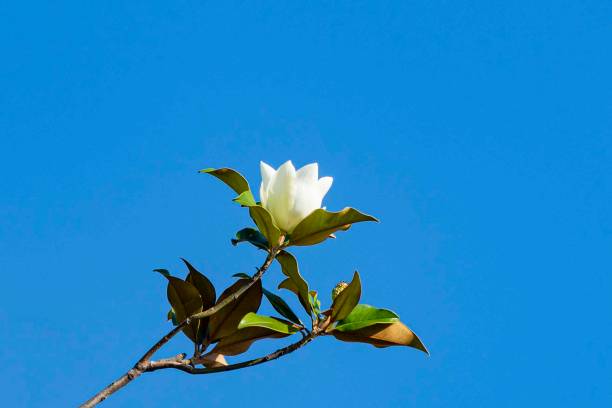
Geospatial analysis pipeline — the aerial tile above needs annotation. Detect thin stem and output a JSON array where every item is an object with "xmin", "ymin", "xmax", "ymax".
[
  {"xmin": 81, "ymin": 249, "xmax": 279, "ymax": 408},
  {"xmin": 147, "ymin": 331, "xmax": 318, "ymax": 375}
]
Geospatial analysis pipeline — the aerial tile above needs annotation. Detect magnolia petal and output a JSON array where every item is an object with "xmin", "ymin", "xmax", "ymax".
[
  {"xmin": 296, "ymin": 163, "xmax": 319, "ymax": 183},
  {"xmin": 288, "ymin": 181, "xmax": 323, "ymax": 232},
  {"xmin": 259, "ymin": 183, "xmax": 267, "ymax": 206},
  {"xmin": 318, "ymin": 176, "xmax": 333, "ymax": 199},
  {"xmin": 266, "ymin": 161, "xmax": 297, "ymax": 232},
  {"xmin": 260, "ymin": 161, "xmax": 276, "ymax": 189},
  {"xmin": 259, "ymin": 161, "xmax": 276, "ymax": 206}
]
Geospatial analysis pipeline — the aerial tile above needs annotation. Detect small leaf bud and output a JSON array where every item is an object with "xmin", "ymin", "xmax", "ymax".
[{"xmin": 331, "ymin": 281, "xmax": 349, "ymax": 301}]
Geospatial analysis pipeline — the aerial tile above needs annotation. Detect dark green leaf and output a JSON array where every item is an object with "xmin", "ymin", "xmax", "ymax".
[
  {"xmin": 333, "ymin": 304, "xmax": 399, "ymax": 332},
  {"xmin": 248, "ymin": 205, "xmax": 282, "ymax": 247},
  {"xmin": 164, "ymin": 275, "xmax": 203, "ymax": 343},
  {"xmin": 199, "ymin": 167, "xmax": 251, "ymax": 195},
  {"xmin": 167, "ymin": 308, "xmax": 178, "ymax": 325},
  {"xmin": 332, "ymin": 321, "xmax": 429, "ymax": 354},
  {"xmin": 278, "ymin": 278, "xmax": 298, "ymax": 293},
  {"xmin": 182, "ymin": 258, "xmax": 216, "ymax": 308},
  {"xmin": 211, "ymin": 326, "xmax": 289, "ymax": 356},
  {"xmin": 238, "ymin": 312, "xmax": 299, "ymax": 334},
  {"xmin": 232, "ymin": 272, "xmax": 251, "ymax": 279},
  {"xmin": 288, "ymin": 207, "xmax": 378, "ymax": 246},
  {"xmin": 153, "ymin": 268, "xmax": 170, "ymax": 277},
  {"xmin": 233, "ymin": 190, "xmax": 257, "ymax": 207},
  {"xmin": 182, "ymin": 258, "xmax": 216, "ymax": 344},
  {"xmin": 263, "ymin": 288, "xmax": 302, "ymax": 325},
  {"xmin": 231, "ymin": 228, "xmax": 269, "ymax": 250},
  {"xmin": 208, "ymin": 279, "xmax": 263, "ymax": 342},
  {"xmin": 330, "ymin": 271, "xmax": 361, "ymax": 322},
  {"xmin": 276, "ymin": 251, "xmax": 311, "ymax": 314}
]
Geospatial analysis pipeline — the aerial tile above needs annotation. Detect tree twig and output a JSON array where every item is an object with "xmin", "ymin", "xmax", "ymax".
[
  {"xmin": 81, "ymin": 249, "xmax": 279, "ymax": 408},
  {"xmin": 147, "ymin": 331, "xmax": 318, "ymax": 375}
]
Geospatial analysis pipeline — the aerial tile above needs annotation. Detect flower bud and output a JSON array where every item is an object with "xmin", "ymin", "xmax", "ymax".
[
  {"xmin": 331, "ymin": 281, "xmax": 349, "ymax": 301},
  {"xmin": 259, "ymin": 161, "xmax": 333, "ymax": 233}
]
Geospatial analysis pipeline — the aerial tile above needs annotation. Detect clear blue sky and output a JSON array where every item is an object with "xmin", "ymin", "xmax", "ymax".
[{"xmin": 1, "ymin": 1, "xmax": 610, "ymax": 406}]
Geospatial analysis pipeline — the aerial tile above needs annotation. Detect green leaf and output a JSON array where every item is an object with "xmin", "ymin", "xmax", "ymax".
[
  {"xmin": 333, "ymin": 304, "xmax": 399, "ymax": 332},
  {"xmin": 231, "ymin": 228, "xmax": 269, "ymax": 250},
  {"xmin": 182, "ymin": 259, "xmax": 216, "ymax": 308},
  {"xmin": 208, "ymin": 279, "xmax": 263, "ymax": 342},
  {"xmin": 309, "ymin": 290, "xmax": 321, "ymax": 315},
  {"xmin": 276, "ymin": 251, "xmax": 311, "ymax": 314},
  {"xmin": 162, "ymin": 275, "xmax": 203, "ymax": 343},
  {"xmin": 153, "ymin": 268, "xmax": 170, "ymax": 277},
  {"xmin": 263, "ymin": 288, "xmax": 302, "ymax": 325},
  {"xmin": 278, "ymin": 278, "xmax": 298, "ymax": 293},
  {"xmin": 233, "ymin": 190, "xmax": 257, "ymax": 207},
  {"xmin": 232, "ymin": 272, "xmax": 251, "ymax": 279},
  {"xmin": 330, "ymin": 271, "xmax": 361, "ymax": 322},
  {"xmin": 249, "ymin": 206, "xmax": 282, "ymax": 247},
  {"xmin": 238, "ymin": 312, "xmax": 299, "ymax": 334},
  {"xmin": 332, "ymin": 321, "xmax": 429, "ymax": 354},
  {"xmin": 167, "ymin": 308, "xmax": 178, "ymax": 325},
  {"xmin": 211, "ymin": 326, "xmax": 290, "ymax": 356},
  {"xmin": 288, "ymin": 207, "xmax": 378, "ymax": 246},
  {"xmin": 199, "ymin": 167, "xmax": 251, "ymax": 195},
  {"xmin": 182, "ymin": 258, "xmax": 216, "ymax": 344}
]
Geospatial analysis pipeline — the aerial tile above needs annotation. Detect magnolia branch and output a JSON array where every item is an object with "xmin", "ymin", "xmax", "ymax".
[
  {"xmin": 81, "ymin": 249, "xmax": 279, "ymax": 408},
  {"xmin": 147, "ymin": 331, "xmax": 318, "ymax": 374}
]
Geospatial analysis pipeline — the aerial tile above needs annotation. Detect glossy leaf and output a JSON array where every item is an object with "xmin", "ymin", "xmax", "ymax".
[
  {"xmin": 232, "ymin": 272, "xmax": 251, "ymax": 279},
  {"xmin": 211, "ymin": 326, "xmax": 289, "ymax": 356},
  {"xmin": 199, "ymin": 167, "xmax": 250, "ymax": 195},
  {"xmin": 332, "ymin": 322, "xmax": 429, "ymax": 354},
  {"xmin": 249, "ymin": 205, "xmax": 282, "ymax": 247},
  {"xmin": 333, "ymin": 304, "xmax": 399, "ymax": 332},
  {"xmin": 233, "ymin": 190, "xmax": 257, "ymax": 207},
  {"xmin": 163, "ymin": 275, "xmax": 203, "ymax": 343},
  {"xmin": 276, "ymin": 251, "xmax": 311, "ymax": 314},
  {"xmin": 288, "ymin": 207, "xmax": 378, "ymax": 246},
  {"xmin": 182, "ymin": 258, "xmax": 216, "ymax": 344},
  {"xmin": 278, "ymin": 277, "xmax": 299, "ymax": 293},
  {"xmin": 208, "ymin": 279, "xmax": 263, "ymax": 342},
  {"xmin": 238, "ymin": 312, "xmax": 299, "ymax": 334},
  {"xmin": 263, "ymin": 288, "xmax": 302, "ymax": 325},
  {"xmin": 182, "ymin": 258, "xmax": 216, "ymax": 308},
  {"xmin": 231, "ymin": 228, "xmax": 269, "ymax": 250},
  {"xmin": 330, "ymin": 271, "xmax": 361, "ymax": 322}
]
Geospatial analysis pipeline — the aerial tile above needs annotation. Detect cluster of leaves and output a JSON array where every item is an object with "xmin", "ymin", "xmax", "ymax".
[
  {"xmin": 156, "ymin": 259, "xmax": 304, "ymax": 367},
  {"xmin": 152, "ymin": 166, "xmax": 427, "ymax": 368},
  {"xmin": 322, "ymin": 272, "xmax": 428, "ymax": 352}
]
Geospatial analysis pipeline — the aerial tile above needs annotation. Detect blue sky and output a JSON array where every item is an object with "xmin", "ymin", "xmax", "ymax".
[{"xmin": 1, "ymin": 1, "xmax": 611, "ymax": 406}]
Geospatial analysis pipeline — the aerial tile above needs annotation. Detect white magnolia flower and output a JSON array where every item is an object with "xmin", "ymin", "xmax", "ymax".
[{"xmin": 259, "ymin": 160, "xmax": 333, "ymax": 233}]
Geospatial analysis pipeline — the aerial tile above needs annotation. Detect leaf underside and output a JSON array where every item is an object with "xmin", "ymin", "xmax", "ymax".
[
  {"xmin": 288, "ymin": 207, "xmax": 378, "ymax": 246},
  {"xmin": 332, "ymin": 322, "xmax": 429, "ymax": 354}
]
